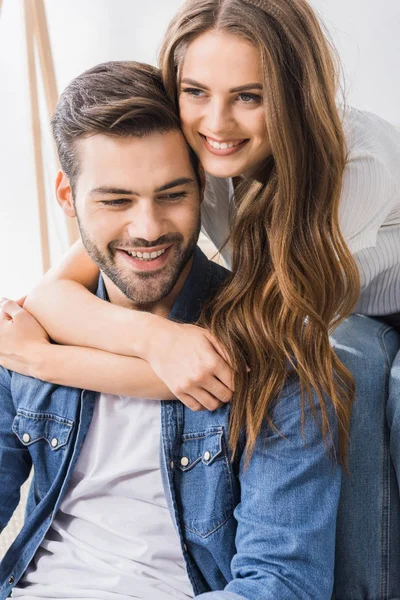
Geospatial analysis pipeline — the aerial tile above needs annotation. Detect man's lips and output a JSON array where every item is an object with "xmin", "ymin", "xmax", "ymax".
[
  {"xmin": 200, "ymin": 134, "xmax": 249, "ymax": 156},
  {"xmin": 116, "ymin": 244, "xmax": 173, "ymax": 272},
  {"xmin": 117, "ymin": 243, "xmax": 172, "ymax": 255}
]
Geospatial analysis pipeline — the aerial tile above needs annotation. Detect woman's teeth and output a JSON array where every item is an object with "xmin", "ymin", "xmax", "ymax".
[
  {"xmin": 205, "ymin": 137, "xmax": 243, "ymax": 149},
  {"xmin": 127, "ymin": 248, "xmax": 166, "ymax": 261}
]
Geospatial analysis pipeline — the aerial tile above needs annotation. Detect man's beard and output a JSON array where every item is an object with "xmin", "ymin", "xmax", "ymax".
[{"xmin": 76, "ymin": 216, "xmax": 201, "ymax": 305}]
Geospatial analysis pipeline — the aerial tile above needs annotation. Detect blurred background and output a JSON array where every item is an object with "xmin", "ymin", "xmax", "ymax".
[{"xmin": 0, "ymin": 0, "xmax": 399, "ymax": 298}]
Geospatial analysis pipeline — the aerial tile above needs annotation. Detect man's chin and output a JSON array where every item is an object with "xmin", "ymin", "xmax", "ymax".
[{"xmin": 115, "ymin": 271, "xmax": 177, "ymax": 305}]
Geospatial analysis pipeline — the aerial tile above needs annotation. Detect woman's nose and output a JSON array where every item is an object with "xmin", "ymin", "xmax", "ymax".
[{"xmin": 203, "ymin": 99, "xmax": 234, "ymax": 136}]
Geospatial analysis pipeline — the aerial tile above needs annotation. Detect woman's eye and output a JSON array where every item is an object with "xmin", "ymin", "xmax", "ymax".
[
  {"xmin": 181, "ymin": 87, "xmax": 205, "ymax": 98},
  {"xmin": 237, "ymin": 93, "xmax": 262, "ymax": 104}
]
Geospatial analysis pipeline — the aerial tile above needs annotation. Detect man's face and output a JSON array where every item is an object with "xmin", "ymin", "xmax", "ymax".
[{"xmin": 69, "ymin": 130, "xmax": 201, "ymax": 308}]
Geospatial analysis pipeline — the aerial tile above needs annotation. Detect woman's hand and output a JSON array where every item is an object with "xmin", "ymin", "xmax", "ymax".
[
  {"xmin": 144, "ymin": 319, "xmax": 235, "ymax": 412},
  {"xmin": 0, "ymin": 297, "xmax": 51, "ymax": 378}
]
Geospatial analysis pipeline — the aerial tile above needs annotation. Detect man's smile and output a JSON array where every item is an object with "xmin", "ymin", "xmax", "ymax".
[{"xmin": 116, "ymin": 244, "xmax": 174, "ymax": 272}]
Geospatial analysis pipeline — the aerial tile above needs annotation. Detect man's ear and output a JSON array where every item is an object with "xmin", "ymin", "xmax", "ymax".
[{"xmin": 55, "ymin": 171, "xmax": 76, "ymax": 217}]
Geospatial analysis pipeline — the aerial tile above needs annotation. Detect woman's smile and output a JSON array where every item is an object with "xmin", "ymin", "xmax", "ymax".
[
  {"xmin": 178, "ymin": 29, "xmax": 271, "ymax": 179},
  {"xmin": 200, "ymin": 134, "xmax": 250, "ymax": 156}
]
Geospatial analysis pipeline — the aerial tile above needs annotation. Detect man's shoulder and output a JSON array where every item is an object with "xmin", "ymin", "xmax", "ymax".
[
  {"xmin": 0, "ymin": 365, "xmax": 83, "ymax": 419},
  {"xmin": 203, "ymin": 256, "xmax": 230, "ymax": 306},
  {"xmin": 208, "ymin": 257, "xmax": 230, "ymax": 286},
  {"xmin": 0, "ymin": 365, "xmax": 12, "ymax": 392}
]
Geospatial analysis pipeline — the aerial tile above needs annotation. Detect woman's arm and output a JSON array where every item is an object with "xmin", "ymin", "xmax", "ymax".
[
  {"xmin": 36, "ymin": 345, "xmax": 173, "ymax": 402},
  {"xmin": 0, "ymin": 300, "xmax": 221, "ymax": 410},
  {"xmin": 5, "ymin": 241, "xmax": 235, "ymax": 408}
]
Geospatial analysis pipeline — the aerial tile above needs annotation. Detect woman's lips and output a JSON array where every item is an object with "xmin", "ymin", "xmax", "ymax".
[{"xmin": 200, "ymin": 134, "xmax": 249, "ymax": 156}]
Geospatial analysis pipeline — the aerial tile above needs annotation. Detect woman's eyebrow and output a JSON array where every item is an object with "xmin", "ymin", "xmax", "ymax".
[{"xmin": 181, "ymin": 78, "xmax": 262, "ymax": 93}]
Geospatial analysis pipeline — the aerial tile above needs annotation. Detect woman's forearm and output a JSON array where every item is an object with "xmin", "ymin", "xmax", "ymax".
[
  {"xmin": 20, "ymin": 241, "xmax": 233, "ymax": 410},
  {"xmin": 25, "ymin": 278, "xmax": 163, "ymax": 359},
  {"xmin": 35, "ymin": 343, "xmax": 174, "ymax": 400}
]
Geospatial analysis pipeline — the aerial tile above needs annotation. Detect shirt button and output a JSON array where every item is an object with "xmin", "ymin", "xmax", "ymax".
[
  {"xmin": 180, "ymin": 456, "xmax": 189, "ymax": 467},
  {"xmin": 51, "ymin": 438, "xmax": 59, "ymax": 448},
  {"xmin": 203, "ymin": 451, "xmax": 211, "ymax": 461},
  {"xmin": 169, "ymin": 460, "xmax": 174, "ymax": 470},
  {"xmin": 22, "ymin": 433, "xmax": 30, "ymax": 443},
  {"xmin": 8, "ymin": 575, "xmax": 15, "ymax": 585},
  {"xmin": 183, "ymin": 543, "xmax": 188, "ymax": 552}
]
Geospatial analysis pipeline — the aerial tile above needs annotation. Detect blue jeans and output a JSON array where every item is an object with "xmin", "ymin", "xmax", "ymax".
[{"xmin": 331, "ymin": 315, "xmax": 400, "ymax": 600}]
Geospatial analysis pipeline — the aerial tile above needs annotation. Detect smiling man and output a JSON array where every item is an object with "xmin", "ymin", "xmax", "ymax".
[
  {"xmin": 0, "ymin": 61, "xmax": 342, "ymax": 600},
  {"xmin": 58, "ymin": 130, "xmax": 201, "ymax": 315}
]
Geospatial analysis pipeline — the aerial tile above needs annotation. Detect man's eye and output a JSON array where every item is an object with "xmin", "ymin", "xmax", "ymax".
[
  {"xmin": 159, "ymin": 192, "xmax": 187, "ymax": 201},
  {"xmin": 181, "ymin": 87, "xmax": 205, "ymax": 98},
  {"xmin": 100, "ymin": 199, "xmax": 129, "ymax": 206}
]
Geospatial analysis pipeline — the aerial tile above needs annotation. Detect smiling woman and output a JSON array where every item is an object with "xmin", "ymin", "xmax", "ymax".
[{"xmin": 178, "ymin": 30, "xmax": 271, "ymax": 178}]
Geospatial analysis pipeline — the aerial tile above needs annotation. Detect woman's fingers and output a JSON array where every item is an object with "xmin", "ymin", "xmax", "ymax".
[
  {"xmin": 205, "ymin": 331, "xmax": 232, "ymax": 365},
  {"xmin": 177, "ymin": 393, "xmax": 206, "ymax": 412},
  {"xmin": 179, "ymin": 388, "xmax": 224, "ymax": 412},
  {"xmin": 213, "ymin": 355, "xmax": 235, "ymax": 393},
  {"xmin": 203, "ymin": 374, "xmax": 232, "ymax": 403},
  {"xmin": 0, "ymin": 298, "xmax": 24, "ymax": 320},
  {"xmin": 16, "ymin": 295, "xmax": 27, "ymax": 307}
]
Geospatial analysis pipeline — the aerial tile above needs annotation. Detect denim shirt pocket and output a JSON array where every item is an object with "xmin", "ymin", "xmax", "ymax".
[
  {"xmin": 175, "ymin": 426, "xmax": 235, "ymax": 538},
  {"xmin": 13, "ymin": 409, "xmax": 74, "ymax": 451},
  {"xmin": 12, "ymin": 409, "xmax": 75, "ymax": 501}
]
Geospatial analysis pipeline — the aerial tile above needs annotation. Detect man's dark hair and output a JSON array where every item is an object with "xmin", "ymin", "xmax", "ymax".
[{"xmin": 51, "ymin": 61, "xmax": 201, "ymax": 194}]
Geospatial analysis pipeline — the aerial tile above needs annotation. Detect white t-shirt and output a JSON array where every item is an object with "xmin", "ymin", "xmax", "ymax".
[
  {"xmin": 13, "ymin": 394, "xmax": 194, "ymax": 600},
  {"xmin": 201, "ymin": 107, "xmax": 400, "ymax": 316}
]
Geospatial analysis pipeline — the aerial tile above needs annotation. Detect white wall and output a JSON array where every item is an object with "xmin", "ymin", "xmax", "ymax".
[
  {"xmin": 0, "ymin": 0, "xmax": 399, "ymax": 298},
  {"xmin": 311, "ymin": 0, "xmax": 400, "ymax": 125}
]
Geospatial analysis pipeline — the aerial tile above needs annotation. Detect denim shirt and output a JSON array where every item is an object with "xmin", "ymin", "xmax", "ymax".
[{"xmin": 0, "ymin": 248, "xmax": 341, "ymax": 600}]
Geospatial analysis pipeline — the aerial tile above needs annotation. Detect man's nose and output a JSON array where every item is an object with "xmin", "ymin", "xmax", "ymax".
[{"xmin": 125, "ymin": 202, "xmax": 165, "ymax": 243}]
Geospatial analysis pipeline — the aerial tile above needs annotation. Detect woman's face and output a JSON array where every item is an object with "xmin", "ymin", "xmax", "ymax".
[{"xmin": 178, "ymin": 29, "xmax": 271, "ymax": 179}]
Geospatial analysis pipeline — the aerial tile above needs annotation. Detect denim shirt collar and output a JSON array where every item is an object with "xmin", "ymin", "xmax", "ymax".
[{"xmin": 95, "ymin": 247, "xmax": 212, "ymax": 325}]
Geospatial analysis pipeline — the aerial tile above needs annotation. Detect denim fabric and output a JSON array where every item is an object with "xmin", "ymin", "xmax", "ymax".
[
  {"xmin": 331, "ymin": 315, "xmax": 400, "ymax": 600},
  {"xmin": 0, "ymin": 248, "xmax": 341, "ymax": 600}
]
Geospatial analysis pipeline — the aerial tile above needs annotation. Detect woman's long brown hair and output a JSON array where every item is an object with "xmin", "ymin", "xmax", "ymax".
[{"xmin": 160, "ymin": 0, "xmax": 360, "ymax": 466}]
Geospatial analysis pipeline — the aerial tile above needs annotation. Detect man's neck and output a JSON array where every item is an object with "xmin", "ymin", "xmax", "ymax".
[{"xmin": 101, "ymin": 257, "xmax": 194, "ymax": 318}]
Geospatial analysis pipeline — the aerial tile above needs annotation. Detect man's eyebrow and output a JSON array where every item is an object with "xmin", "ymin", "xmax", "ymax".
[
  {"xmin": 181, "ymin": 78, "xmax": 263, "ymax": 93},
  {"xmin": 155, "ymin": 177, "xmax": 195, "ymax": 193},
  {"xmin": 89, "ymin": 186, "xmax": 134, "ymax": 197},
  {"xmin": 89, "ymin": 178, "xmax": 195, "ymax": 197}
]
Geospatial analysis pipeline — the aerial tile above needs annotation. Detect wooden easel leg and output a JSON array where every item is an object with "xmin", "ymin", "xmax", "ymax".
[
  {"xmin": 31, "ymin": 0, "xmax": 79, "ymax": 246},
  {"xmin": 25, "ymin": 0, "xmax": 51, "ymax": 273},
  {"xmin": 30, "ymin": 0, "xmax": 58, "ymax": 120}
]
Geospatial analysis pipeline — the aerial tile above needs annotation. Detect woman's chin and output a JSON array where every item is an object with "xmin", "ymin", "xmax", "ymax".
[{"xmin": 200, "ymin": 158, "xmax": 244, "ymax": 179}]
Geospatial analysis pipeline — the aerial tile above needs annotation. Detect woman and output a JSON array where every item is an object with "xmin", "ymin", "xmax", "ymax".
[{"xmin": 1, "ymin": 0, "xmax": 400, "ymax": 597}]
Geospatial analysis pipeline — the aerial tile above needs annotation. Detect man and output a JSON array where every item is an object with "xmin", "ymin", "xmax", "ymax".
[{"xmin": 0, "ymin": 62, "xmax": 340, "ymax": 599}]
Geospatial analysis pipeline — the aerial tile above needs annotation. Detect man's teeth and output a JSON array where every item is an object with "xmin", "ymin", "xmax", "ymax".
[
  {"xmin": 127, "ymin": 248, "xmax": 166, "ymax": 261},
  {"xmin": 206, "ymin": 138, "xmax": 243, "ymax": 150}
]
